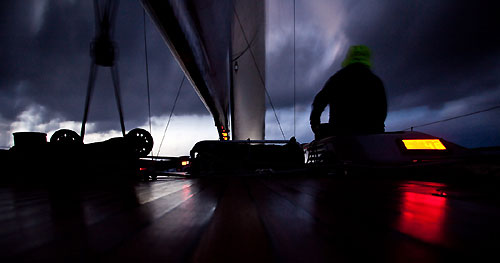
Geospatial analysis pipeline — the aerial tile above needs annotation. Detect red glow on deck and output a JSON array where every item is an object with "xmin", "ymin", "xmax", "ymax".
[
  {"xmin": 182, "ymin": 184, "xmax": 193, "ymax": 199},
  {"xmin": 398, "ymin": 191, "xmax": 447, "ymax": 244}
]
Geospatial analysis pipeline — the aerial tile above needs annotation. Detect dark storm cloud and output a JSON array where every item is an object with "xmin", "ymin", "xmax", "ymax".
[
  {"xmin": 1, "ymin": 0, "xmax": 499, "ymax": 149},
  {"xmin": 0, "ymin": 0, "xmax": 207, "ymax": 133},
  {"xmin": 341, "ymin": 0, "xmax": 500, "ymax": 110},
  {"xmin": 262, "ymin": 0, "xmax": 500, "ymax": 147},
  {"xmin": 267, "ymin": 39, "xmax": 336, "ymax": 108},
  {"xmin": 1, "ymin": 1, "xmax": 92, "ymax": 120},
  {"xmin": 267, "ymin": 0, "xmax": 346, "ymax": 109},
  {"xmin": 267, "ymin": 0, "xmax": 500, "ymax": 112}
]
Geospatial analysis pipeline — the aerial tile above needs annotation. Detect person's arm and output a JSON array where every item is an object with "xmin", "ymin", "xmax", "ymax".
[
  {"xmin": 375, "ymin": 76, "xmax": 387, "ymax": 123},
  {"xmin": 310, "ymin": 82, "xmax": 330, "ymax": 134}
]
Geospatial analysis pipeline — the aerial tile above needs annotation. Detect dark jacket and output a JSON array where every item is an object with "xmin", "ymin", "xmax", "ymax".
[{"xmin": 310, "ymin": 63, "xmax": 387, "ymax": 134}]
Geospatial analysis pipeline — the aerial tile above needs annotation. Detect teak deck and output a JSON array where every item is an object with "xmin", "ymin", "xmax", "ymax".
[{"xmin": 1, "ymin": 174, "xmax": 500, "ymax": 262}]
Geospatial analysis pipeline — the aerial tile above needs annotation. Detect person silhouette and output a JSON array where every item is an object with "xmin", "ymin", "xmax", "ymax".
[{"xmin": 310, "ymin": 45, "xmax": 387, "ymax": 139}]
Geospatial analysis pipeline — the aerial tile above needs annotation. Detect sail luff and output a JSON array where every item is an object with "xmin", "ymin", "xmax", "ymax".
[
  {"xmin": 140, "ymin": 0, "xmax": 231, "ymax": 139},
  {"xmin": 141, "ymin": 0, "xmax": 266, "ymax": 141}
]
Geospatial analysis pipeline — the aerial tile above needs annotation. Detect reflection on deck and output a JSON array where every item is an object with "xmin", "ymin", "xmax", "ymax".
[
  {"xmin": 398, "ymin": 182, "xmax": 447, "ymax": 245},
  {"xmin": 1, "ymin": 175, "xmax": 500, "ymax": 262}
]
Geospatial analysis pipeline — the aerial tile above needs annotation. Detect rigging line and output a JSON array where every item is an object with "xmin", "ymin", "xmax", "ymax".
[
  {"xmin": 231, "ymin": 28, "xmax": 260, "ymax": 62},
  {"xmin": 143, "ymin": 9, "xmax": 152, "ymax": 135},
  {"xmin": 293, "ymin": 0, "xmax": 296, "ymax": 137},
  {"xmin": 231, "ymin": 6, "xmax": 264, "ymax": 62},
  {"xmin": 231, "ymin": 40, "xmax": 252, "ymax": 62},
  {"xmin": 233, "ymin": 6, "xmax": 286, "ymax": 140},
  {"xmin": 93, "ymin": 0, "xmax": 101, "ymax": 33},
  {"xmin": 405, "ymin": 104, "xmax": 500, "ymax": 131},
  {"xmin": 81, "ymin": 63, "xmax": 98, "ymax": 140},
  {"xmin": 156, "ymin": 76, "xmax": 185, "ymax": 156},
  {"xmin": 110, "ymin": 65, "xmax": 126, "ymax": 136}
]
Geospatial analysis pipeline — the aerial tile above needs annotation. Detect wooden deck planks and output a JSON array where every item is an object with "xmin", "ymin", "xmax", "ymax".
[
  {"xmin": 192, "ymin": 179, "xmax": 274, "ymax": 262},
  {"xmin": 102, "ymin": 180, "xmax": 220, "ymax": 262},
  {"xmin": 1, "ymin": 176, "xmax": 500, "ymax": 262}
]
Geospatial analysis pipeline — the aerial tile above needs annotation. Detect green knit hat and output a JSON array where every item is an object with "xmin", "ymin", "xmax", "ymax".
[{"xmin": 341, "ymin": 45, "xmax": 372, "ymax": 68}]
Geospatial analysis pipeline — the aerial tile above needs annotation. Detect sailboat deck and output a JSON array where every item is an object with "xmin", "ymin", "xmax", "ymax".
[{"xmin": 1, "ymin": 174, "xmax": 500, "ymax": 262}]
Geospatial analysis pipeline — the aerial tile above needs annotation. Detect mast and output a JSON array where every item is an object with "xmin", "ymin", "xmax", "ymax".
[{"xmin": 231, "ymin": 0, "xmax": 266, "ymax": 140}]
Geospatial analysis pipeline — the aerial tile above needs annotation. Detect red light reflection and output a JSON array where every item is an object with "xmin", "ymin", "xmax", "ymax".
[
  {"xmin": 398, "ymin": 191, "xmax": 447, "ymax": 244},
  {"xmin": 182, "ymin": 184, "xmax": 193, "ymax": 199}
]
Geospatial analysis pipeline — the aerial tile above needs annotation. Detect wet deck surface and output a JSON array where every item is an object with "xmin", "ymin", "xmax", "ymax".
[{"xmin": 1, "ymin": 174, "xmax": 500, "ymax": 262}]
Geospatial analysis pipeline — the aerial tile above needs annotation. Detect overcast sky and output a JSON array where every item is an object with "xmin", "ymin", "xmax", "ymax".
[{"xmin": 1, "ymin": 0, "xmax": 499, "ymax": 156}]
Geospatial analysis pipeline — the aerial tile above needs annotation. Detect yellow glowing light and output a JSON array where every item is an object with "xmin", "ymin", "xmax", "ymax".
[
  {"xmin": 181, "ymin": 161, "xmax": 190, "ymax": 166},
  {"xmin": 402, "ymin": 139, "xmax": 446, "ymax": 150}
]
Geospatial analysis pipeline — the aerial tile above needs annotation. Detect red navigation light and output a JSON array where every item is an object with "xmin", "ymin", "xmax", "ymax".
[
  {"xmin": 139, "ymin": 167, "xmax": 147, "ymax": 171},
  {"xmin": 402, "ymin": 139, "xmax": 446, "ymax": 150}
]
